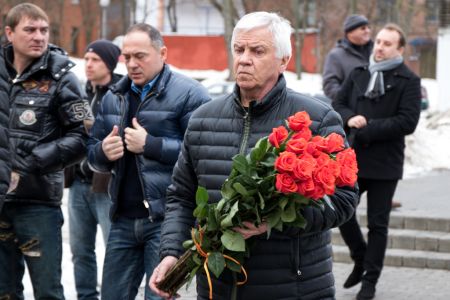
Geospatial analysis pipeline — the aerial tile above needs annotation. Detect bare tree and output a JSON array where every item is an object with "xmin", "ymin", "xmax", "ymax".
[
  {"xmin": 209, "ymin": 0, "xmax": 242, "ymax": 80},
  {"xmin": 292, "ymin": 0, "xmax": 308, "ymax": 79},
  {"xmin": 79, "ymin": 0, "xmax": 99, "ymax": 45},
  {"xmin": 167, "ymin": 0, "xmax": 178, "ymax": 32}
]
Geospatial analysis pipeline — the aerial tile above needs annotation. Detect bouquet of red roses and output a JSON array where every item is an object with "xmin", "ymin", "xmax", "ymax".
[{"xmin": 157, "ymin": 111, "xmax": 358, "ymax": 298}]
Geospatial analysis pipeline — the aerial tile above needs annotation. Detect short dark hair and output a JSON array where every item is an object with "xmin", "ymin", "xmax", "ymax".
[
  {"xmin": 5, "ymin": 3, "xmax": 49, "ymax": 30},
  {"xmin": 382, "ymin": 23, "xmax": 406, "ymax": 48},
  {"xmin": 126, "ymin": 23, "xmax": 165, "ymax": 50}
]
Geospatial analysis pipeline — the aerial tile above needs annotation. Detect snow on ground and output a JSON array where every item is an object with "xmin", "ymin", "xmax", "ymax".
[{"xmin": 21, "ymin": 65, "xmax": 449, "ymax": 298}]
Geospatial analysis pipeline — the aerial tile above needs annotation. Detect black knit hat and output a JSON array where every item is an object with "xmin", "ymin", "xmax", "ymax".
[
  {"xmin": 344, "ymin": 14, "xmax": 369, "ymax": 33},
  {"xmin": 85, "ymin": 40, "xmax": 121, "ymax": 72}
]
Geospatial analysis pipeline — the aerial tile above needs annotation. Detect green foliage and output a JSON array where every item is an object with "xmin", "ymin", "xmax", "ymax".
[{"xmin": 182, "ymin": 136, "xmax": 323, "ymax": 280}]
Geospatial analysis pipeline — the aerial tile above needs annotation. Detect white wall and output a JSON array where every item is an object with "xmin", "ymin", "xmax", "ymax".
[
  {"xmin": 136, "ymin": 0, "xmax": 225, "ymax": 35},
  {"xmin": 437, "ymin": 27, "xmax": 450, "ymax": 111}
]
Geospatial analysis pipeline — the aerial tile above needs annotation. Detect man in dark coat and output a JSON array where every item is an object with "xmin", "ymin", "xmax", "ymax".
[
  {"xmin": 0, "ymin": 3, "xmax": 90, "ymax": 299},
  {"xmin": 323, "ymin": 14, "xmax": 373, "ymax": 101},
  {"xmin": 87, "ymin": 24, "xmax": 210, "ymax": 300},
  {"xmin": 0, "ymin": 56, "xmax": 11, "ymax": 212},
  {"xmin": 150, "ymin": 11, "xmax": 358, "ymax": 300},
  {"xmin": 332, "ymin": 23, "xmax": 422, "ymax": 300},
  {"xmin": 65, "ymin": 39, "xmax": 122, "ymax": 300}
]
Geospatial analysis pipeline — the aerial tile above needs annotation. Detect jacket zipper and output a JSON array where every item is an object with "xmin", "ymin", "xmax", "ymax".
[
  {"xmin": 238, "ymin": 105, "xmax": 252, "ymax": 155},
  {"xmin": 136, "ymin": 91, "xmax": 155, "ymax": 222},
  {"xmin": 296, "ymin": 233, "xmax": 302, "ymax": 277}
]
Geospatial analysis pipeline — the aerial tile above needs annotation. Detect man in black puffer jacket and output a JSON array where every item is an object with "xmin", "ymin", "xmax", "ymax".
[
  {"xmin": 0, "ymin": 53, "xmax": 11, "ymax": 212},
  {"xmin": 0, "ymin": 3, "xmax": 90, "ymax": 300},
  {"xmin": 150, "ymin": 12, "xmax": 359, "ymax": 300},
  {"xmin": 87, "ymin": 24, "xmax": 210, "ymax": 300}
]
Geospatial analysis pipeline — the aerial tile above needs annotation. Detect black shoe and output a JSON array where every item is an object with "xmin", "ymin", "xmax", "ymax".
[
  {"xmin": 343, "ymin": 264, "xmax": 364, "ymax": 289},
  {"xmin": 356, "ymin": 281, "xmax": 376, "ymax": 300}
]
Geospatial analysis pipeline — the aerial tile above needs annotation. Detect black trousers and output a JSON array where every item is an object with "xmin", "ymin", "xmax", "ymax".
[{"xmin": 339, "ymin": 177, "xmax": 398, "ymax": 284}]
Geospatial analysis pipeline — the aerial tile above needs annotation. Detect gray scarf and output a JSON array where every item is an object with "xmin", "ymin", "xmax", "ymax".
[{"xmin": 364, "ymin": 55, "xmax": 403, "ymax": 99}]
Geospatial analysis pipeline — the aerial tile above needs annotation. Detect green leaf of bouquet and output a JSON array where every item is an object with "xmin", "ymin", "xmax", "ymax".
[
  {"xmin": 258, "ymin": 192, "xmax": 265, "ymax": 210},
  {"xmin": 281, "ymin": 201, "xmax": 297, "ymax": 222},
  {"xmin": 233, "ymin": 182, "xmax": 248, "ymax": 196},
  {"xmin": 274, "ymin": 218, "xmax": 284, "ymax": 231},
  {"xmin": 278, "ymin": 198, "xmax": 288, "ymax": 210},
  {"xmin": 232, "ymin": 154, "xmax": 249, "ymax": 175},
  {"xmin": 266, "ymin": 208, "xmax": 282, "ymax": 228},
  {"xmin": 182, "ymin": 240, "xmax": 194, "ymax": 249},
  {"xmin": 192, "ymin": 252, "xmax": 202, "ymax": 265},
  {"xmin": 291, "ymin": 193, "xmax": 310, "ymax": 205},
  {"xmin": 196, "ymin": 186, "xmax": 209, "ymax": 206},
  {"xmin": 220, "ymin": 201, "xmax": 239, "ymax": 228},
  {"xmin": 226, "ymin": 257, "xmax": 242, "ymax": 273},
  {"xmin": 193, "ymin": 203, "xmax": 207, "ymax": 219},
  {"xmin": 221, "ymin": 230, "xmax": 246, "ymax": 252},
  {"xmin": 250, "ymin": 138, "xmax": 268, "ymax": 162},
  {"xmin": 207, "ymin": 252, "xmax": 226, "ymax": 278},
  {"xmin": 260, "ymin": 152, "xmax": 277, "ymax": 167},
  {"xmin": 221, "ymin": 179, "xmax": 236, "ymax": 200},
  {"xmin": 290, "ymin": 214, "xmax": 307, "ymax": 229},
  {"xmin": 207, "ymin": 208, "xmax": 218, "ymax": 231}
]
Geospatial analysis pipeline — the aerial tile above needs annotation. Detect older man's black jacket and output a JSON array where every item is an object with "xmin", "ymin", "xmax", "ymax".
[
  {"xmin": 1, "ymin": 44, "xmax": 90, "ymax": 206},
  {"xmin": 160, "ymin": 75, "xmax": 359, "ymax": 300},
  {"xmin": 333, "ymin": 63, "xmax": 421, "ymax": 179}
]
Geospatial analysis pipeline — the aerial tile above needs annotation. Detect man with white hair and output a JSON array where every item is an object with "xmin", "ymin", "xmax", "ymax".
[{"xmin": 150, "ymin": 11, "xmax": 358, "ymax": 300}]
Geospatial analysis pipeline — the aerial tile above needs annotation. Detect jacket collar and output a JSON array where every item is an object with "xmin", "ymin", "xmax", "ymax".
[
  {"xmin": 111, "ymin": 63, "xmax": 171, "ymax": 98},
  {"xmin": 338, "ymin": 38, "xmax": 373, "ymax": 60},
  {"xmin": 86, "ymin": 73, "xmax": 123, "ymax": 96},
  {"xmin": 233, "ymin": 74, "xmax": 287, "ymax": 116},
  {"xmin": 3, "ymin": 43, "xmax": 74, "ymax": 81}
]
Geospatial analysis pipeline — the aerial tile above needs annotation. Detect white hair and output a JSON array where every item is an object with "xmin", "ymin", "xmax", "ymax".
[{"xmin": 231, "ymin": 11, "xmax": 293, "ymax": 59}]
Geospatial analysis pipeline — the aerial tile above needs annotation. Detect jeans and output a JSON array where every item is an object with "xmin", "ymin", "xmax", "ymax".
[
  {"xmin": 69, "ymin": 178, "xmax": 112, "ymax": 300},
  {"xmin": 0, "ymin": 203, "xmax": 64, "ymax": 300},
  {"xmin": 339, "ymin": 178, "xmax": 398, "ymax": 284},
  {"xmin": 101, "ymin": 216, "xmax": 163, "ymax": 300}
]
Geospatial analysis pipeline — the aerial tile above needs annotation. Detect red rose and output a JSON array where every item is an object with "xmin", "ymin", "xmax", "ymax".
[
  {"xmin": 276, "ymin": 173, "xmax": 298, "ymax": 194},
  {"xmin": 268, "ymin": 126, "xmax": 288, "ymax": 148},
  {"xmin": 291, "ymin": 128, "xmax": 312, "ymax": 141},
  {"xmin": 336, "ymin": 166, "xmax": 358, "ymax": 187},
  {"xmin": 325, "ymin": 133, "xmax": 345, "ymax": 153},
  {"xmin": 292, "ymin": 157, "xmax": 314, "ymax": 180},
  {"xmin": 274, "ymin": 151, "xmax": 298, "ymax": 173},
  {"xmin": 336, "ymin": 148, "xmax": 358, "ymax": 172},
  {"xmin": 286, "ymin": 137, "xmax": 308, "ymax": 154},
  {"xmin": 313, "ymin": 164, "xmax": 337, "ymax": 195},
  {"xmin": 315, "ymin": 152, "xmax": 331, "ymax": 167},
  {"xmin": 288, "ymin": 111, "xmax": 312, "ymax": 132},
  {"xmin": 311, "ymin": 135, "xmax": 328, "ymax": 152},
  {"xmin": 297, "ymin": 178, "xmax": 315, "ymax": 196},
  {"xmin": 310, "ymin": 183, "xmax": 326, "ymax": 200}
]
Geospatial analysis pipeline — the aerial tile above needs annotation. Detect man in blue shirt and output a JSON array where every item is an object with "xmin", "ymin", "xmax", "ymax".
[{"xmin": 87, "ymin": 23, "xmax": 210, "ymax": 300}]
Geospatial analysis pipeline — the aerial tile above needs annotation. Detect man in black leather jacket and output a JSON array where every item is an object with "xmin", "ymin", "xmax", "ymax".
[
  {"xmin": 0, "ymin": 57, "xmax": 11, "ymax": 212},
  {"xmin": 150, "ymin": 11, "xmax": 358, "ymax": 300},
  {"xmin": 0, "ymin": 3, "xmax": 90, "ymax": 299}
]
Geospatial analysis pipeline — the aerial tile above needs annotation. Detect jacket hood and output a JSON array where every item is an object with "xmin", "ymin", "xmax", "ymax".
[{"xmin": 3, "ymin": 43, "xmax": 75, "ymax": 81}]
